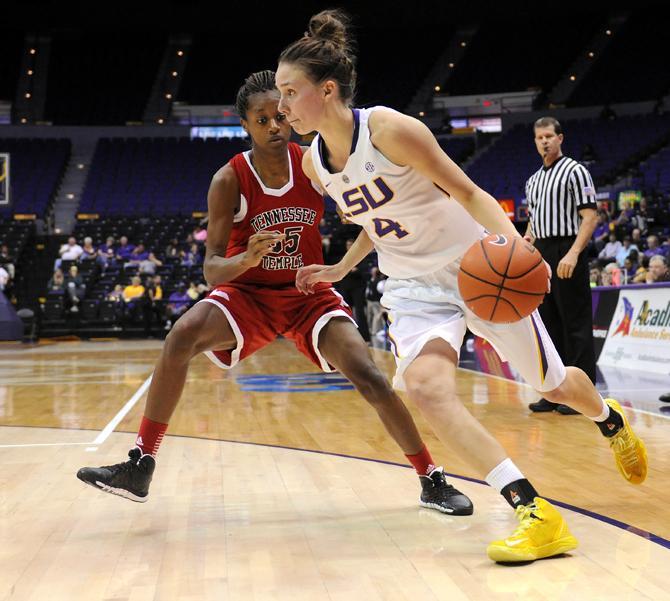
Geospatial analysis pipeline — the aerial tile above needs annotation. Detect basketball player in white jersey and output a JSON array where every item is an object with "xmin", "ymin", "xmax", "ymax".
[{"xmin": 275, "ymin": 9, "xmax": 648, "ymax": 563}]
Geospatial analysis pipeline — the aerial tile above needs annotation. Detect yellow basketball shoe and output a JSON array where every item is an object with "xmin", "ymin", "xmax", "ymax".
[
  {"xmin": 487, "ymin": 498, "xmax": 578, "ymax": 563},
  {"xmin": 605, "ymin": 398, "xmax": 648, "ymax": 485}
]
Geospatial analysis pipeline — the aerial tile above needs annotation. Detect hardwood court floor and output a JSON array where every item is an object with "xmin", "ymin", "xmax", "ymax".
[{"xmin": 1, "ymin": 339, "xmax": 669, "ymax": 601}]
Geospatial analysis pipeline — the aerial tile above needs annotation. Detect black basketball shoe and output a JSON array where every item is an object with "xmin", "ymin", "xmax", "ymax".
[
  {"xmin": 77, "ymin": 447, "xmax": 155, "ymax": 502},
  {"xmin": 419, "ymin": 467, "xmax": 474, "ymax": 515},
  {"xmin": 528, "ymin": 398, "xmax": 557, "ymax": 412}
]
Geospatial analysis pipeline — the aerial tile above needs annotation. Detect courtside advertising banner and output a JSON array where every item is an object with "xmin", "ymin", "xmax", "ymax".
[{"xmin": 598, "ymin": 285, "xmax": 670, "ymax": 375}]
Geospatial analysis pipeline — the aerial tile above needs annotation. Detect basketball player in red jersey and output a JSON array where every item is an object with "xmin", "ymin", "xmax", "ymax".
[{"xmin": 77, "ymin": 71, "xmax": 473, "ymax": 516}]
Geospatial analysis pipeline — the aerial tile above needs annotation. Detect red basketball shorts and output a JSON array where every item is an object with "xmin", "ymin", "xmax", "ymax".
[{"xmin": 198, "ymin": 283, "xmax": 355, "ymax": 371}]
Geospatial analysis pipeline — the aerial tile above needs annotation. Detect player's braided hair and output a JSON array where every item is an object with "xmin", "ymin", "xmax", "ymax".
[
  {"xmin": 278, "ymin": 9, "xmax": 357, "ymax": 105},
  {"xmin": 235, "ymin": 70, "xmax": 277, "ymax": 119}
]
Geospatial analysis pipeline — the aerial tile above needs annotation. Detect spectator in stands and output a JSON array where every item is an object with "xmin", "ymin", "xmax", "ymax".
[
  {"xmin": 153, "ymin": 275, "xmax": 163, "ymax": 300},
  {"xmin": 614, "ymin": 202, "xmax": 634, "ymax": 232},
  {"xmin": 141, "ymin": 276, "xmax": 163, "ymax": 335},
  {"xmin": 186, "ymin": 281, "xmax": 200, "ymax": 302},
  {"xmin": 165, "ymin": 238, "xmax": 180, "ymax": 261},
  {"xmin": 646, "ymin": 256, "xmax": 670, "ymax": 283},
  {"xmin": 598, "ymin": 232, "xmax": 622, "ymax": 265},
  {"xmin": 661, "ymin": 234, "xmax": 670, "ymax": 253},
  {"xmin": 123, "ymin": 275, "xmax": 145, "ymax": 322},
  {"xmin": 99, "ymin": 236, "xmax": 115, "ymax": 255},
  {"xmin": 589, "ymin": 265, "xmax": 601, "ymax": 288},
  {"xmin": 622, "ymin": 256, "xmax": 637, "ymax": 283},
  {"xmin": 123, "ymin": 275, "xmax": 144, "ymax": 303},
  {"xmin": 319, "ymin": 218, "xmax": 332, "ymax": 260},
  {"xmin": 630, "ymin": 199, "xmax": 649, "ymax": 235},
  {"xmin": 125, "ymin": 243, "xmax": 150, "ymax": 268},
  {"xmin": 615, "ymin": 235, "xmax": 639, "ymax": 267},
  {"xmin": 47, "ymin": 269, "xmax": 66, "ymax": 295},
  {"xmin": 365, "ymin": 267, "xmax": 386, "ymax": 338},
  {"xmin": 183, "ymin": 233, "xmax": 195, "ymax": 249},
  {"xmin": 65, "ymin": 264, "xmax": 86, "ymax": 313},
  {"xmin": 0, "ymin": 244, "xmax": 15, "ymax": 280},
  {"xmin": 591, "ymin": 212, "xmax": 610, "ymax": 254},
  {"xmin": 596, "ymin": 201, "xmax": 613, "ymax": 222},
  {"xmin": 116, "ymin": 236, "xmax": 135, "ymax": 262},
  {"xmin": 631, "ymin": 227, "xmax": 644, "ymax": 251},
  {"xmin": 165, "ymin": 283, "xmax": 191, "ymax": 329},
  {"xmin": 196, "ymin": 282, "xmax": 209, "ymax": 299},
  {"xmin": 97, "ymin": 236, "xmax": 116, "ymax": 268},
  {"xmin": 0, "ymin": 265, "xmax": 9, "ymax": 292},
  {"xmin": 55, "ymin": 236, "xmax": 83, "ymax": 269},
  {"xmin": 80, "ymin": 236, "xmax": 107, "ymax": 270},
  {"xmin": 106, "ymin": 284, "xmax": 124, "ymax": 302},
  {"xmin": 601, "ymin": 262, "xmax": 621, "ymax": 287},
  {"xmin": 644, "ymin": 235, "xmax": 664, "ymax": 259},
  {"xmin": 181, "ymin": 244, "xmax": 202, "ymax": 267},
  {"xmin": 632, "ymin": 255, "xmax": 650, "ymax": 283},
  {"xmin": 80, "ymin": 237, "xmax": 97, "ymax": 261},
  {"xmin": 193, "ymin": 225, "xmax": 207, "ymax": 242},
  {"xmin": 139, "ymin": 251, "xmax": 163, "ymax": 275}
]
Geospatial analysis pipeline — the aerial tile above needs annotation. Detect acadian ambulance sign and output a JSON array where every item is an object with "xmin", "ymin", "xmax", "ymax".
[{"xmin": 599, "ymin": 286, "xmax": 670, "ymax": 374}]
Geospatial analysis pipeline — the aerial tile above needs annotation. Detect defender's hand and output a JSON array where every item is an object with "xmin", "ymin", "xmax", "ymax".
[{"xmin": 296, "ymin": 264, "xmax": 346, "ymax": 294}]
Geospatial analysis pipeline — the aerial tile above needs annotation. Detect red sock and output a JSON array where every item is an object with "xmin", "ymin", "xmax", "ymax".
[
  {"xmin": 136, "ymin": 416, "xmax": 168, "ymax": 457},
  {"xmin": 405, "ymin": 444, "xmax": 436, "ymax": 475}
]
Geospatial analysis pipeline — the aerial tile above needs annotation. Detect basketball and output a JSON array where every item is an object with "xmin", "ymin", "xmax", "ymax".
[{"xmin": 457, "ymin": 234, "xmax": 549, "ymax": 323}]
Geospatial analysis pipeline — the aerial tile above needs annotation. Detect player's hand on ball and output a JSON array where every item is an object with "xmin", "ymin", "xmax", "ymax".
[
  {"xmin": 243, "ymin": 230, "xmax": 285, "ymax": 267},
  {"xmin": 296, "ymin": 264, "xmax": 345, "ymax": 294}
]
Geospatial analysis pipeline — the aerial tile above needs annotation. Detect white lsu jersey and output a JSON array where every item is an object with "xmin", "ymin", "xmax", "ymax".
[{"xmin": 309, "ymin": 106, "xmax": 484, "ymax": 279}]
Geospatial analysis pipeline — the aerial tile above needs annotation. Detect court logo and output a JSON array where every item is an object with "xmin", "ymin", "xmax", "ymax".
[
  {"xmin": 612, "ymin": 297, "xmax": 634, "ymax": 337},
  {"xmin": 236, "ymin": 372, "xmax": 354, "ymax": 392}
]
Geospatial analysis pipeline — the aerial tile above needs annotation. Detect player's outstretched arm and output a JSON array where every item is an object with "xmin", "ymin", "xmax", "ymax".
[
  {"xmin": 368, "ymin": 110, "xmax": 520, "ymax": 240},
  {"xmin": 296, "ymin": 230, "xmax": 374, "ymax": 295},
  {"xmin": 203, "ymin": 165, "xmax": 284, "ymax": 287}
]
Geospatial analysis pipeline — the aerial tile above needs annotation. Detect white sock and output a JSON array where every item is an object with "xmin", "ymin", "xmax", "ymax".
[
  {"xmin": 485, "ymin": 458, "xmax": 525, "ymax": 492},
  {"xmin": 587, "ymin": 396, "xmax": 610, "ymax": 422}
]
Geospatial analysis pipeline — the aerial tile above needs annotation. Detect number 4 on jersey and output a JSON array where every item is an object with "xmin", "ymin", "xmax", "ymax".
[{"xmin": 373, "ymin": 218, "xmax": 409, "ymax": 239}]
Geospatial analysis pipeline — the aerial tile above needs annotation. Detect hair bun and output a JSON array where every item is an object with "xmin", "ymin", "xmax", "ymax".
[{"xmin": 308, "ymin": 9, "xmax": 350, "ymax": 49}]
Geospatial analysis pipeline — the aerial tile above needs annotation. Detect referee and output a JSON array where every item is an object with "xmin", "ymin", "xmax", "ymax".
[{"xmin": 524, "ymin": 116, "xmax": 599, "ymax": 414}]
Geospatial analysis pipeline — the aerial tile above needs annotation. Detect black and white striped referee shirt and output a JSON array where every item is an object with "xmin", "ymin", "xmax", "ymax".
[{"xmin": 525, "ymin": 155, "xmax": 597, "ymax": 239}]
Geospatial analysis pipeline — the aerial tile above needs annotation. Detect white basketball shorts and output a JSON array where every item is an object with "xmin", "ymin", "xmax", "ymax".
[{"xmin": 381, "ymin": 260, "xmax": 566, "ymax": 392}]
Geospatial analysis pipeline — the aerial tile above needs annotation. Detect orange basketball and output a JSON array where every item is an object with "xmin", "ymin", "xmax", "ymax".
[{"xmin": 457, "ymin": 234, "xmax": 549, "ymax": 323}]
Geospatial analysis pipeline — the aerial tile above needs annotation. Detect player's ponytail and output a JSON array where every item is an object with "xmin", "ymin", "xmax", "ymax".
[{"xmin": 278, "ymin": 9, "xmax": 357, "ymax": 105}]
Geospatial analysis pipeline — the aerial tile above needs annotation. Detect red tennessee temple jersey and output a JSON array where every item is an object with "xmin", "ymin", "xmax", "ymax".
[{"xmin": 226, "ymin": 142, "xmax": 325, "ymax": 286}]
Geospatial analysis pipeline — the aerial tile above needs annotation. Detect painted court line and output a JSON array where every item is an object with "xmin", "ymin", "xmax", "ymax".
[
  {"xmin": 0, "ymin": 441, "xmax": 92, "ymax": 449},
  {"xmin": 0, "ymin": 374, "xmax": 153, "ymax": 449},
  {"xmin": 92, "ymin": 374, "xmax": 153, "ymax": 445},
  {"xmin": 457, "ymin": 366, "xmax": 670, "ymax": 421}
]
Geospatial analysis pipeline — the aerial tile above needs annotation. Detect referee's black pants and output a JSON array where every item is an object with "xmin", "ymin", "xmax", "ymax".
[{"xmin": 533, "ymin": 236, "xmax": 597, "ymax": 383}]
